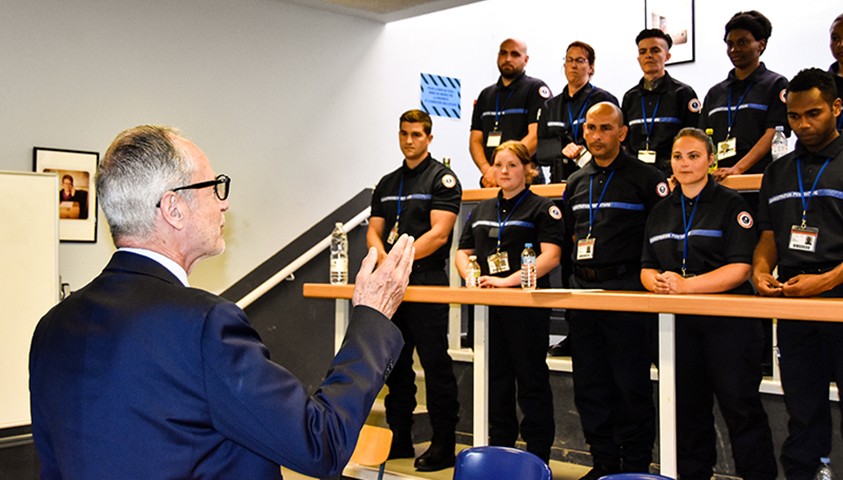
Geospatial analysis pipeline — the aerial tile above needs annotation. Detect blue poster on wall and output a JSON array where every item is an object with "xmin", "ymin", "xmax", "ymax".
[{"xmin": 420, "ymin": 73, "xmax": 461, "ymax": 119}]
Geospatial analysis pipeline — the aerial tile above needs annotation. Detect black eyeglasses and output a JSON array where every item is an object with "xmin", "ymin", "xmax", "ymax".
[{"xmin": 156, "ymin": 174, "xmax": 231, "ymax": 207}]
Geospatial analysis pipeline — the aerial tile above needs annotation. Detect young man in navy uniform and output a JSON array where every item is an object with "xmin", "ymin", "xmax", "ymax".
[
  {"xmin": 470, "ymin": 38, "xmax": 552, "ymax": 187},
  {"xmin": 368, "ymin": 109, "xmax": 462, "ymax": 472},
  {"xmin": 622, "ymin": 29, "xmax": 701, "ymax": 176},
  {"xmin": 830, "ymin": 14, "xmax": 843, "ymax": 130},
  {"xmin": 753, "ymin": 68, "xmax": 843, "ymax": 480},
  {"xmin": 564, "ymin": 102, "xmax": 668, "ymax": 480}
]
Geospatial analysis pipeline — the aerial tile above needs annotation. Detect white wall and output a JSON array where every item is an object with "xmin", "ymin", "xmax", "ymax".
[
  {"xmin": 1, "ymin": 0, "xmax": 840, "ymax": 294},
  {"xmin": 0, "ymin": 0, "xmax": 400, "ymax": 293}
]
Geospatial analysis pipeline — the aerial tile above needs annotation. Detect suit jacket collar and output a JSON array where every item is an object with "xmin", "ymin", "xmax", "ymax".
[{"xmin": 105, "ymin": 251, "xmax": 185, "ymax": 287}]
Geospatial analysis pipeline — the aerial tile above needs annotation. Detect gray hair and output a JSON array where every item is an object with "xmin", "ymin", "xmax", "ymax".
[{"xmin": 97, "ymin": 125, "xmax": 196, "ymax": 242}]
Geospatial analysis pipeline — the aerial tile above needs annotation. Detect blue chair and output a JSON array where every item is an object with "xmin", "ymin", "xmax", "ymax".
[
  {"xmin": 453, "ymin": 446, "xmax": 552, "ymax": 480},
  {"xmin": 598, "ymin": 474, "xmax": 674, "ymax": 480}
]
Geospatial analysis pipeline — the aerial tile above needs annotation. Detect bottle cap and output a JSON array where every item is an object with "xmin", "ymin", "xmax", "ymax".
[
  {"xmin": 469, "ymin": 255, "xmax": 476, "ymax": 261},
  {"xmin": 525, "ymin": 243, "xmax": 533, "ymax": 248}
]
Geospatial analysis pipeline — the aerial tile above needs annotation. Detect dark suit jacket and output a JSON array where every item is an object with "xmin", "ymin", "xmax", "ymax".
[{"xmin": 29, "ymin": 251, "xmax": 403, "ymax": 479}]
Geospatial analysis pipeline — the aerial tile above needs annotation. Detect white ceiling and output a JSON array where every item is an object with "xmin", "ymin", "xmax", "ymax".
[{"xmin": 281, "ymin": 0, "xmax": 484, "ymax": 23}]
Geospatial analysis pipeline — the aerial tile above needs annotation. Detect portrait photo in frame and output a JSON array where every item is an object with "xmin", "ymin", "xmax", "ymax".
[
  {"xmin": 33, "ymin": 147, "xmax": 99, "ymax": 243},
  {"xmin": 645, "ymin": 0, "xmax": 695, "ymax": 65}
]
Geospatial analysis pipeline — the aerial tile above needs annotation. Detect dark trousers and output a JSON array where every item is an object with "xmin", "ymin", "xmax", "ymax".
[
  {"xmin": 568, "ymin": 308, "xmax": 656, "ymax": 471},
  {"xmin": 384, "ymin": 270, "xmax": 459, "ymax": 436},
  {"xmin": 676, "ymin": 316, "xmax": 777, "ymax": 480},
  {"xmin": 488, "ymin": 306, "xmax": 555, "ymax": 462},
  {"xmin": 778, "ymin": 319, "xmax": 843, "ymax": 480}
]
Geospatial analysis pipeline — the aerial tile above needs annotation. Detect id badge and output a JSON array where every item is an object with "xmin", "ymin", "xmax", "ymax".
[
  {"xmin": 486, "ymin": 131, "xmax": 502, "ymax": 148},
  {"xmin": 387, "ymin": 222, "xmax": 399, "ymax": 245},
  {"xmin": 487, "ymin": 251, "xmax": 510, "ymax": 274},
  {"xmin": 638, "ymin": 150, "xmax": 657, "ymax": 164},
  {"xmin": 576, "ymin": 238, "xmax": 596, "ymax": 260},
  {"xmin": 789, "ymin": 225, "xmax": 819, "ymax": 252},
  {"xmin": 717, "ymin": 137, "xmax": 737, "ymax": 161}
]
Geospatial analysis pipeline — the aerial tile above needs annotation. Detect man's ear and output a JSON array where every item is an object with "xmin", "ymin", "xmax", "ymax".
[{"xmin": 159, "ymin": 192, "xmax": 185, "ymax": 230}]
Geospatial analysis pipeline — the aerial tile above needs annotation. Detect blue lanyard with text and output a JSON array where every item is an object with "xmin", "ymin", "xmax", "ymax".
[
  {"xmin": 726, "ymin": 83, "xmax": 753, "ymax": 137},
  {"xmin": 494, "ymin": 89, "xmax": 515, "ymax": 129},
  {"xmin": 796, "ymin": 157, "xmax": 831, "ymax": 228},
  {"xmin": 640, "ymin": 94, "xmax": 663, "ymax": 150},
  {"xmin": 586, "ymin": 170, "xmax": 615, "ymax": 238},
  {"xmin": 495, "ymin": 190, "xmax": 528, "ymax": 251},
  {"xmin": 680, "ymin": 192, "xmax": 701, "ymax": 276},
  {"xmin": 567, "ymin": 85, "xmax": 594, "ymax": 141}
]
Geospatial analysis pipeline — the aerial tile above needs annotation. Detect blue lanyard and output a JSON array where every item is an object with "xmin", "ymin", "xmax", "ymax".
[
  {"xmin": 796, "ymin": 157, "xmax": 832, "ymax": 228},
  {"xmin": 680, "ymin": 192, "xmax": 701, "ymax": 276},
  {"xmin": 494, "ymin": 89, "xmax": 515, "ymax": 129},
  {"xmin": 586, "ymin": 170, "xmax": 615, "ymax": 238},
  {"xmin": 640, "ymin": 94, "xmax": 663, "ymax": 150},
  {"xmin": 726, "ymin": 83, "xmax": 753, "ymax": 137},
  {"xmin": 567, "ymin": 84, "xmax": 594, "ymax": 141},
  {"xmin": 495, "ymin": 190, "xmax": 528, "ymax": 251},
  {"xmin": 394, "ymin": 175, "xmax": 405, "ymax": 227}
]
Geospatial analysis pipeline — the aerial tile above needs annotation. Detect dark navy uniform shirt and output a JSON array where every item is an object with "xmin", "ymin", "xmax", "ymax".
[
  {"xmin": 830, "ymin": 62, "xmax": 843, "ymax": 130},
  {"xmin": 700, "ymin": 62, "xmax": 789, "ymax": 173},
  {"xmin": 371, "ymin": 155, "xmax": 462, "ymax": 268},
  {"xmin": 564, "ymin": 152, "xmax": 668, "ymax": 267},
  {"xmin": 471, "ymin": 72, "xmax": 552, "ymax": 163},
  {"xmin": 757, "ymin": 135, "xmax": 843, "ymax": 273},
  {"xmin": 459, "ymin": 188, "xmax": 564, "ymax": 288},
  {"xmin": 642, "ymin": 178, "xmax": 757, "ymax": 294},
  {"xmin": 622, "ymin": 72, "xmax": 701, "ymax": 175},
  {"xmin": 536, "ymin": 83, "xmax": 618, "ymax": 182}
]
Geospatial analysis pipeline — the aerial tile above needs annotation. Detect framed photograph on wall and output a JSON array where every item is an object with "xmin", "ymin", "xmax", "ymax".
[
  {"xmin": 645, "ymin": 0, "xmax": 695, "ymax": 65},
  {"xmin": 33, "ymin": 147, "xmax": 99, "ymax": 243}
]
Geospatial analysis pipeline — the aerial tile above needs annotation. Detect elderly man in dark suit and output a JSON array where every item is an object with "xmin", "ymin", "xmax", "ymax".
[{"xmin": 29, "ymin": 125, "xmax": 415, "ymax": 479}]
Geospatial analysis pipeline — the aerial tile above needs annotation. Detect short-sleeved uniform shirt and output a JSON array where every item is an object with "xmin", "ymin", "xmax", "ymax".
[
  {"xmin": 757, "ymin": 135, "xmax": 843, "ymax": 275},
  {"xmin": 471, "ymin": 72, "xmax": 552, "ymax": 163},
  {"xmin": 564, "ymin": 152, "xmax": 669, "ymax": 267},
  {"xmin": 700, "ymin": 62, "xmax": 789, "ymax": 173},
  {"xmin": 622, "ymin": 72, "xmax": 701, "ymax": 175},
  {"xmin": 642, "ymin": 178, "xmax": 757, "ymax": 294},
  {"xmin": 459, "ymin": 188, "xmax": 564, "ymax": 288},
  {"xmin": 536, "ymin": 83, "xmax": 618, "ymax": 182},
  {"xmin": 371, "ymin": 155, "xmax": 462, "ymax": 269},
  {"xmin": 830, "ymin": 62, "xmax": 843, "ymax": 131}
]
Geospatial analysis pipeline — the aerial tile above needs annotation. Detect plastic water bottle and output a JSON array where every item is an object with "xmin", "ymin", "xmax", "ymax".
[
  {"xmin": 465, "ymin": 255, "xmax": 481, "ymax": 288},
  {"xmin": 705, "ymin": 128, "xmax": 718, "ymax": 173},
  {"xmin": 771, "ymin": 125, "xmax": 788, "ymax": 161},
  {"xmin": 520, "ymin": 243, "xmax": 537, "ymax": 290},
  {"xmin": 330, "ymin": 222, "xmax": 348, "ymax": 285},
  {"xmin": 815, "ymin": 457, "xmax": 835, "ymax": 480}
]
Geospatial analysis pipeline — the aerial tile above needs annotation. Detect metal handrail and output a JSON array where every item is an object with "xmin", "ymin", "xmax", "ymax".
[{"xmin": 235, "ymin": 207, "xmax": 371, "ymax": 309}]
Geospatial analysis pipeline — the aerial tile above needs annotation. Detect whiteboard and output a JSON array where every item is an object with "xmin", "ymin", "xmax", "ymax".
[{"xmin": 0, "ymin": 171, "xmax": 59, "ymax": 429}]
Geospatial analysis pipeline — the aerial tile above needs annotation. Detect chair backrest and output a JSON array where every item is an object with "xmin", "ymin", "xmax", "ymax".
[
  {"xmin": 453, "ymin": 446, "xmax": 552, "ymax": 480},
  {"xmin": 350, "ymin": 425, "xmax": 393, "ymax": 467}
]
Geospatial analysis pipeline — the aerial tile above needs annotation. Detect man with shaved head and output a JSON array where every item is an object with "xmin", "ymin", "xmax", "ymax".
[
  {"xmin": 470, "ymin": 38, "xmax": 552, "ymax": 187},
  {"xmin": 563, "ymin": 102, "xmax": 668, "ymax": 479}
]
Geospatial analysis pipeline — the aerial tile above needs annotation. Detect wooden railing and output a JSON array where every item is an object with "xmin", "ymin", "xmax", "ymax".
[{"xmin": 303, "ymin": 284, "xmax": 843, "ymax": 477}]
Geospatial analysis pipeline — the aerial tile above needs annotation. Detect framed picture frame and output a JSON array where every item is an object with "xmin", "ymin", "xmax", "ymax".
[
  {"xmin": 645, "ymin": 0, "xmax": 695, "ymax": 65},
  {"xmin": 33, "ymin": 147, "xmax": 99, "ymax": 243}
]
